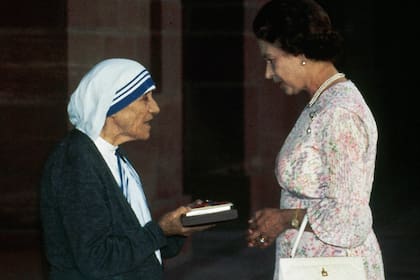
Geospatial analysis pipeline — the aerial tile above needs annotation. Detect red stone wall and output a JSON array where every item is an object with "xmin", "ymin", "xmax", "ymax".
[
  {"xmin": 0, "ymin": 0, "xmax": 68, "ymax": 230},
  {"xmin": 0, "ymin": 0, "xmax": 305, "ymax": 240}
]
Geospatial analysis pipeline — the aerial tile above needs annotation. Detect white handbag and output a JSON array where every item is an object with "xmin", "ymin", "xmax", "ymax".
[{"xmin": 278, "ymin": 214, "xmax": 367, "ymax": 280}]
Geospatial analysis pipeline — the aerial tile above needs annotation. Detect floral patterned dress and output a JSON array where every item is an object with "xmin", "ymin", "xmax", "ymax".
[{"xmin": 273, "ymin": 80, "xmax": 385, "ymax": 280}]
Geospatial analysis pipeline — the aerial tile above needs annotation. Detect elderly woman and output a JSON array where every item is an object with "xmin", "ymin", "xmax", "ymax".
[
  {"xmin": 40, "ymin": 58, "xmax": 210, "ymax": 279},
  {"xmin": 246, "ymin": 1, "xmax": 385, "ymax": 279}
]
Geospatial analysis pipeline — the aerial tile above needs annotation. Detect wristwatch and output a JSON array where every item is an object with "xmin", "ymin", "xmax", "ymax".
[{"xmin": 291, "ymin": 209, "xmax": 300, "ymax": 229}]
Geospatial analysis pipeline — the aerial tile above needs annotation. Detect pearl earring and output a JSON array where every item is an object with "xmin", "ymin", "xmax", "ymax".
[{"xmin": 301, "ymin": 61, "xmax": 306, "ymax": 66}]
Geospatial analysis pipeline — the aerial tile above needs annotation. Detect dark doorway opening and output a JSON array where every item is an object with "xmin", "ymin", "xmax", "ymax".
[{"xmin": 181, "ymin": 1, "xmax": 249, "ymax": 228}]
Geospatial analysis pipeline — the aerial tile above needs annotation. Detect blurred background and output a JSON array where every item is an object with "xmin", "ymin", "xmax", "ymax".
[{"xmin": 0, "ymin": 0, "xmax": 418, "ymax": 279}]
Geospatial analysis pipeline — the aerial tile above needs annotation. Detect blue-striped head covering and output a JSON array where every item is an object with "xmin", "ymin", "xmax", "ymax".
[{"xmin": 67, "ymin": 58, "xmax": 156, "ymax": 140}]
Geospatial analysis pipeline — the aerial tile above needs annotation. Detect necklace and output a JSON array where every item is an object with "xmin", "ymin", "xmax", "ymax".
[{"xmin": 308, "ymin": 72, "xmax": 345, "ymax": 107}]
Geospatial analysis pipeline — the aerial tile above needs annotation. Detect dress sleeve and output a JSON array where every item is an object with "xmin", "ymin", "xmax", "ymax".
[
  {"xmin": 161, "ymin": 236, "xmax": 186, "ymax": 258},
  {"xmin": 307, "ymin": 107, "xmax": 373, "ymax": 248}
]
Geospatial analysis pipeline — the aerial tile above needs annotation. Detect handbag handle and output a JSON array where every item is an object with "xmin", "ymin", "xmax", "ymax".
[{"xmin": 290, "ymin": 214, "xmax": 308, "ymax": 258}]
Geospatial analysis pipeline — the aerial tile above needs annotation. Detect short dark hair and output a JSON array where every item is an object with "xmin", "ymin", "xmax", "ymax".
[{"xmin": 252, "ymin": 0, "xmax": 343, "ymax": 62}]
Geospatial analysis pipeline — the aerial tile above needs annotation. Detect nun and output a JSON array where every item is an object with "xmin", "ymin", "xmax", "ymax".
[{"xmin": 40, "ymin": 58, "xmax": 211, "ymax": 279}]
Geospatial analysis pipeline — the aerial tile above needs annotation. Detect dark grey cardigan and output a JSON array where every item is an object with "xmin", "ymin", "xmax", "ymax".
[{"xmin": 40, "ymin": 129, "xmax": 185, "ymax": 279}]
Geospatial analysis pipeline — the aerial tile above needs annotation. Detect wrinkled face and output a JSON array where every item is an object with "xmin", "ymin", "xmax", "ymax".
[
  {"xmin": 258, "ymin": 39, "xmax": 305, "ymax": 96},
  {"xmin": 111, "ymin": 91, "xmax": 160, "ymax": 141}
]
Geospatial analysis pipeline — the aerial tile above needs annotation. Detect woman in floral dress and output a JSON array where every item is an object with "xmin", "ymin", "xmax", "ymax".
[{"xmin": 246, "ymin": 1, "xmax": 385, "ymax": 279}]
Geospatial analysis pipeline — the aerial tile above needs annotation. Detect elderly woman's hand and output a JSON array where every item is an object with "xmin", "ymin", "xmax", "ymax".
[
  {"xmin": 247, "ymin": 208, "xmax": 291, "ymax": 248},
  {"xmin": 158, "ymin": 206, "xmax": 214, "ymax": 237}
]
